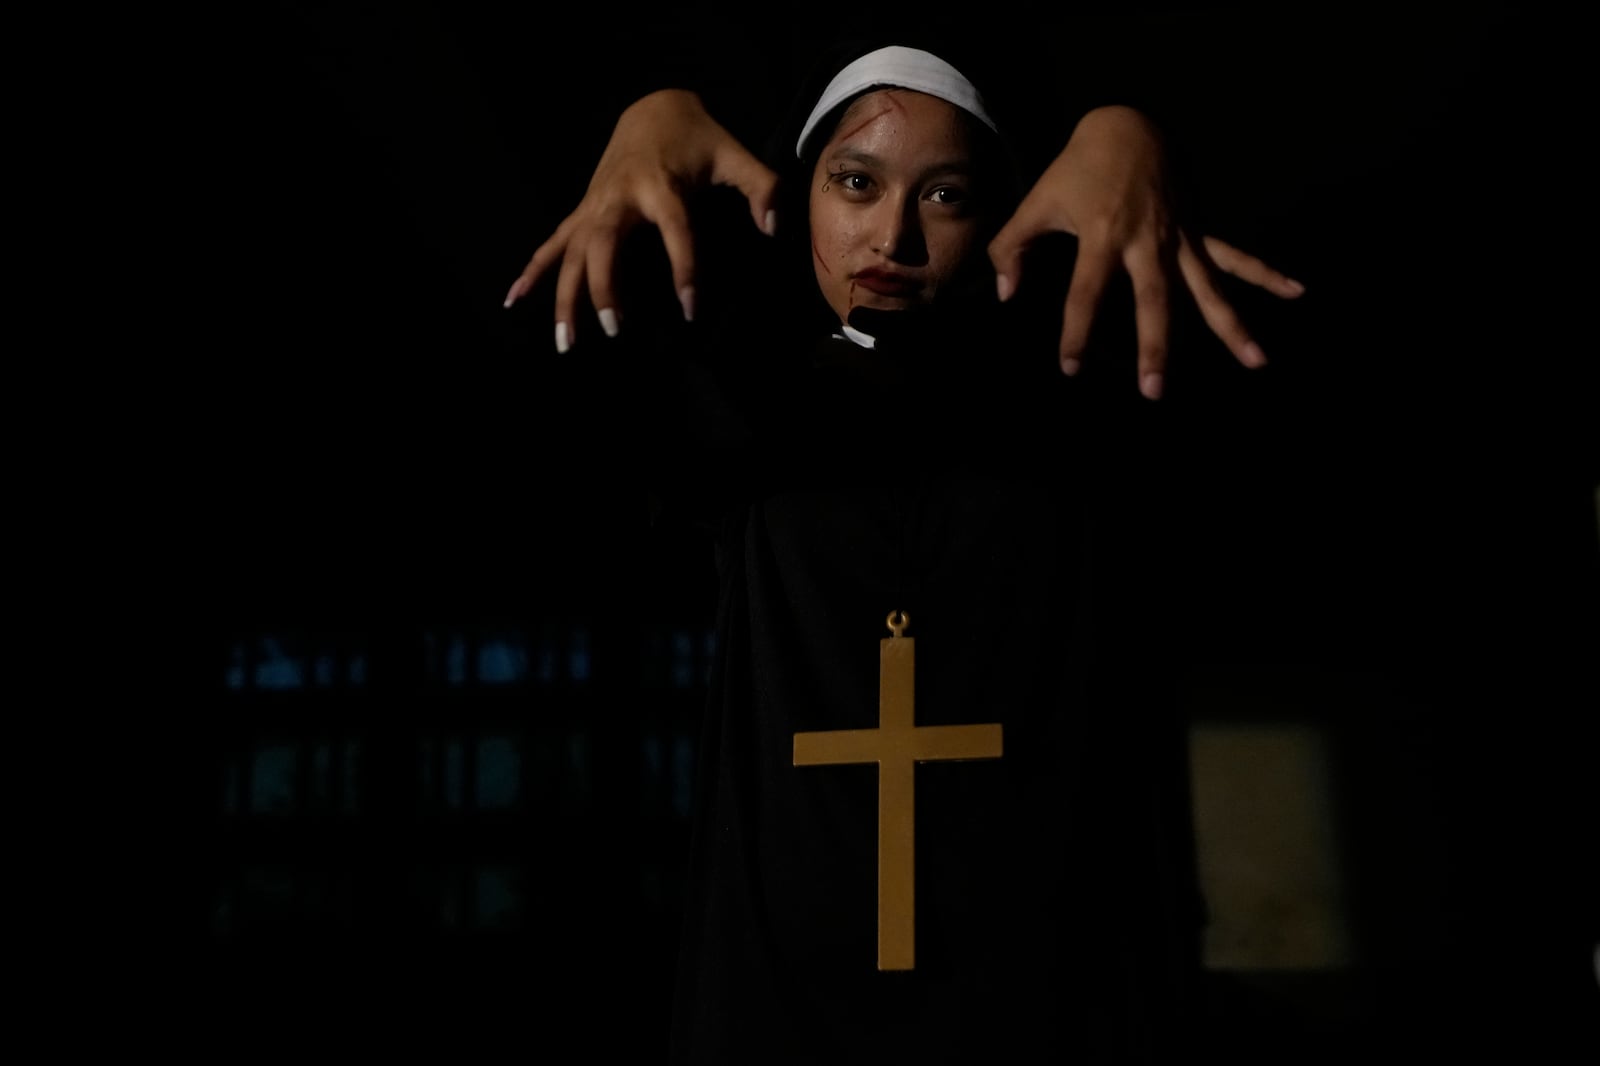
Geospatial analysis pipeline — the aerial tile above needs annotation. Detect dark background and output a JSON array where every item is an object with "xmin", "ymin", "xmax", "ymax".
[{"xmin": 123, "ymin": 4, "xmax": 1595, "ymax": 1059}]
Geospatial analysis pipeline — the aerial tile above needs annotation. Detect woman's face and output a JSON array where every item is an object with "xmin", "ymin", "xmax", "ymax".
[{"xmin": 808, "ymin": 88, "xmax": 993, "ymax": 326}]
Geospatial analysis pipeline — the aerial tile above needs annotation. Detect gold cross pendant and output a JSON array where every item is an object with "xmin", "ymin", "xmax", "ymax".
[{"xmin": 793, "ymin": 610, "xmax": 1004, "ymax": 971}]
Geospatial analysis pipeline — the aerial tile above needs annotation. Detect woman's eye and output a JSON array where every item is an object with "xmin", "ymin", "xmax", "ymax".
[
  {"xmin": 840, "ymin": 173, "xmax": 872, "ymax": 192},
  {"xmin": 929, "ymin": 185, "xmax": 970, "ymax": 206}
]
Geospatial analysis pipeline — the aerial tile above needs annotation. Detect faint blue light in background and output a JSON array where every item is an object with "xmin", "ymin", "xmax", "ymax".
[
  {"xmin": 478, "ymin": 637, "xmax": 528, "ymax": 684},
  {"xmin": 255, "ymin": 637, "xmax": 304, "ymax": 689},
  {"xmin": 250, "ymin": 744, "xmax": 297, "ymax": 814},
  {"xmin": 671, "ymin": 629, "xmax": 694, "ymax": 689},
  {"xmin": 568, "ymin": 627, "xmax": 591, "ymax": 683},
  {"xmin": 476, "ymin": 735, "xmax": 520, "ymax": 809}
]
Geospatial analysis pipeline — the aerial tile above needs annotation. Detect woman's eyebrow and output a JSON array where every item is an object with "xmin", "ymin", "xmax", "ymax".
[{"xmin": 827, "ymin": 147, "xmax": 886, "ymax": 169}]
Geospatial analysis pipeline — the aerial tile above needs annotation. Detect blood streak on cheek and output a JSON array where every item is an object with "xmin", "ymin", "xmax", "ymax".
[{"xmin": 811, "ymin": 238, "xmax": 831, "ymax": 274}]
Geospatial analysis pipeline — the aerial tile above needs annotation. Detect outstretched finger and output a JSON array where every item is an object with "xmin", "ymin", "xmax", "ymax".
[
  {"xmin": 712, "ymin": 149, "xmax": 781, "ymax": 238},
  {"xmin": 552, "ymin": 237, "xmax": 594, "ymax": 354},
  {"xmin": 1178, "ymin": 235, "xmax": 1266, "ymax": 369},
  {"xmin": 504, "ymin": 215, "xmax": 577, "ymax": 308},
  {"xmin": 1125, "ymin": 243, "xmax": 1171, "ymax": 400},
  {"xmin": 987, "ymin": 198, "xmax": 1060, "ymax": 304},
  {"xmin": 1201, "ymin": 236, "xmax": 1306, "ymax": 299},
  {"xmin": 639, "ymin": 188, "xmax": 699, "ymax": 322},
  {"xmin": 585, "ymin": 225, "xmax": 624, "ymax": 339},
  {"xmin": 1057, "ymin": 240, "xmax": 1117, "ymax": 375}
]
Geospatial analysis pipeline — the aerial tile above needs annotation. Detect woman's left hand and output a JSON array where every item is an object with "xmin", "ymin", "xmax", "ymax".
[{"xmin": 987, "ymin": 105, "xmax": 1305, "ymax": 400}]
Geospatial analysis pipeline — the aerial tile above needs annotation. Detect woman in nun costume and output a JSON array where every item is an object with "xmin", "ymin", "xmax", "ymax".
[{"xmin": 513, "ymin": 34, "xmax": 1305, "ymax": 1065}]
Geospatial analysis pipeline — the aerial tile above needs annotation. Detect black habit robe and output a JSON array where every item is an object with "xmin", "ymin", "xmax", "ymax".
[{"xmin": 630, "ymin": 292, "xmax": 1203, "ymax": 1064}]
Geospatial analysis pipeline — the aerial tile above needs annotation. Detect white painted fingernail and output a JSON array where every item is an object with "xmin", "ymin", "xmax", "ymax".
[
  {"xmin": 995, "ymin": 273, "xmax": 1013, "ymax": 303},
  {"xmin": 598, "ymin": 307, "xmax": 619, "ymax": 338},
  {"xmin": 678, "ymin": 286, "xmax": 696, "ymax": 323},
  {"xmin": 1241, "ymin": 341, "xmax": 1267, "ymax": 368},
  {"xmin": 555, "ymin": 322, "xmax": 572, "ymax": 354},
  {"xmin": 1141, "ymin": 372, "xmax": 1164, "ymax": 401},
  {"xmin": 763, "ymin": 209, "xmax": 777, "ymax": 237},
  {"xmin": 1061, "ymin": 357, "xmax": 1080, "ymax": 377},
  {"xmin": 1284, "ymin": 278, "xmax": 1306, "ymax": 296}
]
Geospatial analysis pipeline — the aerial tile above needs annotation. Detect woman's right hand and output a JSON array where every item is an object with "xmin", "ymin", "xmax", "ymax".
[{"xmin": 503, "ymin": 89, "xmax": 780, "ymax": 353}]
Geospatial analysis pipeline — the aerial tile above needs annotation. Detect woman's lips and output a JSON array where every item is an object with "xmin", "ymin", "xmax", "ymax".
[{"xmin": 853, "ymin": 270, "xmax": 922, "ymax": 297}]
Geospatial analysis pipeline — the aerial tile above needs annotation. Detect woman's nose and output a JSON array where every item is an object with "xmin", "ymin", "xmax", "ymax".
[{"xmin": 870, "ymin": 194, "xmax": 926, "ymax": 263}]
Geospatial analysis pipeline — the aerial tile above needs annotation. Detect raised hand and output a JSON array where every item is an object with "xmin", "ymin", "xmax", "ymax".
[
  {"xmin": 987, "ymin": 105, "xmax": 1305, "ymax": 399},
  {"xmin": 503, "ymin": 90, "xmax": 780, "ymax": 353}
]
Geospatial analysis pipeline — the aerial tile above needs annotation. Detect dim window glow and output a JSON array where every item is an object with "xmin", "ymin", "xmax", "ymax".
[
  {"xmin": 477, "ymin": 736, "xmax": 521, "ymax": 809},
  {"xmin": 255, "ymin": 638, "xmax": 304, "ymax": 689},
  {"xmin": 478, "ymin": 638, "xmax": 528, "ymax": 684},
  {"xmin": 250, "ymin": 744, "xmax": 297, "ymax": 814}
]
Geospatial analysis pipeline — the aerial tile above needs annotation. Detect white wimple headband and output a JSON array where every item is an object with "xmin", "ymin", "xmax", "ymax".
[{"xmin": 795, "ymin": 45, "xmax": 997, "ymax": 158}]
